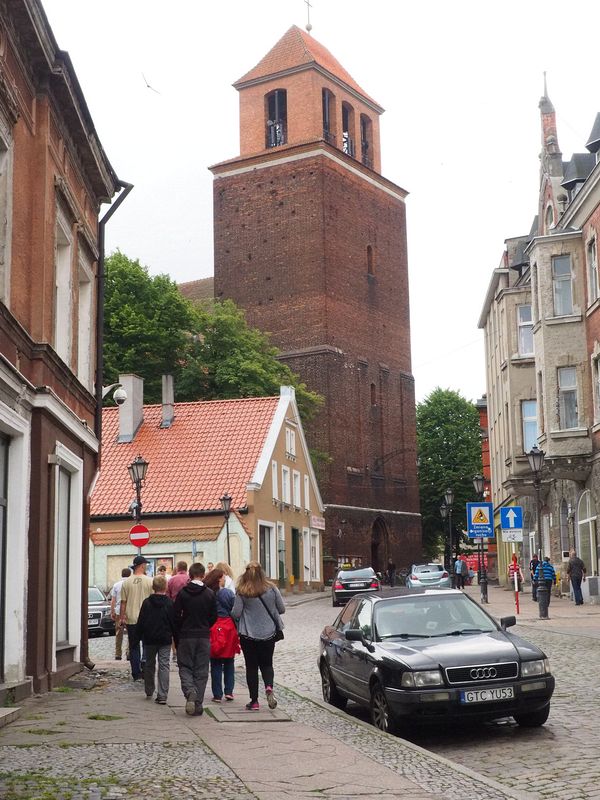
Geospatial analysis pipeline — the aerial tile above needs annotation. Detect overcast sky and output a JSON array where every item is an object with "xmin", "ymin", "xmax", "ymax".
[{"xmin": 41, "ymin": 0, "xmax": 600, "ymax": 403}]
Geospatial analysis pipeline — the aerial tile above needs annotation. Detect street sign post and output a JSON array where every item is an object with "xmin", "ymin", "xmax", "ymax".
[
  {"xmin": 129, "ymin": 523, "xmax": 150, "ymax": 554},
  {"xmin": 466, "ymin": 502, "xmax": 494, "ymax": 539}
]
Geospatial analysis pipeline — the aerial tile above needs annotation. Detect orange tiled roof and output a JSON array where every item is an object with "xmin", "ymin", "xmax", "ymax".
[
  {"xmin": 178, "ymin": 277, "xmax": 214, "ymax": 304},
  {"xmin": 235, "ymin": 25, "xmax": 380, "ymax": 109},
  {"xmin": 91, "ymin": 525, "xmax": 222, "ymax": 546},
  {"xmin": 91, "ymin": 396, "xmax": 280, "ymax": 517}
]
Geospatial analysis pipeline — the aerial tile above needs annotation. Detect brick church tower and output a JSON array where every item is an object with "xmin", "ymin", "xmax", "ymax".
[{"xmin": 211, "ymin": 26, "xmax": 421, "ymax": 578}]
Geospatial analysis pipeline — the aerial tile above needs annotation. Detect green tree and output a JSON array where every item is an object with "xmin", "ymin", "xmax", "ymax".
[
  {"xmin": 103, "ymin": 252, "xmax": 322, "ymax": 419},
  {"xmin": 416, "ymin": 388, "xmax": 482, "ymax": 560}
]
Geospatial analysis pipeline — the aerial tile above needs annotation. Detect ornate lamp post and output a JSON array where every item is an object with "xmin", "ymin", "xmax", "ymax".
[
  {"xmin": 128, "ymin": 455, "xmax": 149, "ymax": 556},
  {"xmin": 527, "ymin": 445, "xmax": 547, "ymax": 618},
  {"xmin": 440, "ymin": 503, "xmax": 449, "ymax": 570},
  {"xmin": 472, "ymin": 474, "xmax": 488, "ymax": 603},
  {"xmin": 443, "ymin": 488, "xmax": 454, "ymax": 583},
  {"xmin": 220, "ymin": 492, "xmax": 232, "ymax": 565}
]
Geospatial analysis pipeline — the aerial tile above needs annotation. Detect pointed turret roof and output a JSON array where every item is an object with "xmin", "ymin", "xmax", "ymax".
[
  {"xmin": 234, "ymin": 25, "xmax": 382, "ymax": 111},
  {"xmin": 586, "ymin": 112, "xmax": 600, "ymax": 154}
]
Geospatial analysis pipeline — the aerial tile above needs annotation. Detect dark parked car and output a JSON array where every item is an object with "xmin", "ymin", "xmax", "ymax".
[
  {"xmin": 88, "ymin": 586, "xmax": 115, "ymax": 637},
  {"xmin": 331, "ymin": 567, "xmax": 380, "ymax": 607},
  {"xmin": 318, "ymin": 590, "xmax": 554, "ymax": 734}
]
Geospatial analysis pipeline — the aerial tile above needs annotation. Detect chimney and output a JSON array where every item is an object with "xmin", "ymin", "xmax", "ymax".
[
  {"xmin": 117, "ymin": 374, "xmax": 144, "ymax": 443},
  {"xmin": 161, "ymin": 374, "xmax": 175, "ymax": 428}
]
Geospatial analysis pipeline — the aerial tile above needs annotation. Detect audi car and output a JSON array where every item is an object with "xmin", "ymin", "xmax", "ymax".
[
  {"xmin": 88, "ymin": 586, "xmax": 115, "ymax": 637},
  {"xmin": 331, "ymin": 567, "xmax": 380, "ymax": 607},
  {"xmin": 405, "ymin": 563, "xmax": 452, "ymax": 590},
  {"xmin": 318, "ymin": 590, "xmax": 554, "ymax": 734}
]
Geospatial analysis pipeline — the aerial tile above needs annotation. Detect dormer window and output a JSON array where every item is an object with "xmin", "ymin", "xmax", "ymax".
[
  {"xmin": 342, "ymin": 102, "xmax": 355, "ymax": 158},
  {"xmin": 360, "ymin": 114, "xmax": 372, "ymax": 168},
  {"xmin": 322, "ymin": 88, "xmax": 336, "ymax": 145},
  {"xmin": 545, "ymin": 204, "xmax": 554, "ymax": 233},
  {"xmin": 266, "ymin": 89, "xmax": 287, "ymax": 148}
]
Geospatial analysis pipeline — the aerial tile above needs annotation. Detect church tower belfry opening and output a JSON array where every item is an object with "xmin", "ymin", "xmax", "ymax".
[{"xmin": 210, "ymin": 26, "xmax": 421, "ymax": 578}]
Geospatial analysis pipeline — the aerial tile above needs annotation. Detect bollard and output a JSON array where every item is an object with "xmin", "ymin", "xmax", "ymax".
[{"xmin": 537, "ymin": 582, "xmax": 550, "ymax": 618}]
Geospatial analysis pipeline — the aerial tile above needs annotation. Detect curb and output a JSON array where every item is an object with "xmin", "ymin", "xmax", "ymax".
[{"xmin": 284, "ymin": 593, "xmax": 328, "ymax": 608}]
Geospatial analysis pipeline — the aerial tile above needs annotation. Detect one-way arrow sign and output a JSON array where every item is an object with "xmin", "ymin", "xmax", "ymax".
[{"xmin": 500, "ymin": 506, "xmax": 523, "ymax": 531}]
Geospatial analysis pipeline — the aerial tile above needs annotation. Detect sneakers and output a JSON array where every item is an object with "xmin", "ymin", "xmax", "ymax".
[
  {"xmin": 185, "ymin": 689, "xmax": 198, "ymax": 716},
  {"xmin": 224, "ymin": 694, "xmax": 234, "ymax": 702},
  {"xmin": 193, "ymin": 706, "xmax": 204, "ymax": 717},
  {"xmin": 212, "ymin": 697, "xmax": 222, "ymax": 703},
  {"xmin": 155, "ymin": 697, "xmax": 167, "ymax": 705},
  {"xmin": 245, "ymin": 701, "xmax": 260, "ymax": 711},
  {"xmin": 265, "ymin": 686, "xmax": 277, "ymax": 709}
]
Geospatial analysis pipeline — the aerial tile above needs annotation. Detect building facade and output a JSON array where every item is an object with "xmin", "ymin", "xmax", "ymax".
[
  {"xmin": 480, "ymin": 88, "xmax": 600, "ymax": 598},
  {"xmin": 0, "ymin": 1, "xmax": 119, "ymax": 696},
  {"xmin": 210, "ymin": 26, "xmax": 421, "ymax": 578},
  {"xmin": 90, "ymin": 377, "xmax": 325, "ymax": 592}
]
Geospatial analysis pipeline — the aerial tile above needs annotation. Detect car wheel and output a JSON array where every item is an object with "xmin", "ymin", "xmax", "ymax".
[
  {"xmin": 370, "ymin": 682, "xmax": 399, "ymax": 735},
  {"xmin": 109, "ymin": 630, "xmax": 116, "ymax": 637},
  {"xmin": 320, "ymin": 662, "xmax": 347, "ymax": 710},
  {"xmin": 514, "ymin": 705, "xmax": 550, "ymax": 727}
]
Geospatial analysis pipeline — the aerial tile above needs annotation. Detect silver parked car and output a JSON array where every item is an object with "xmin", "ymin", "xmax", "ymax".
[{"xmin": 406, "ymin": 564, "xmax": 451, "ymax": 590}]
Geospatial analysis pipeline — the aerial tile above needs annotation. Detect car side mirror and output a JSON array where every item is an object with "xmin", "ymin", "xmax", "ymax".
[
  {"xmin": 500, "ymin": 615, "xmax": 516, "ymax": 629},
  {"xmin": 345, "ymin": 628, "xmax": 375, "ymax": 652}
]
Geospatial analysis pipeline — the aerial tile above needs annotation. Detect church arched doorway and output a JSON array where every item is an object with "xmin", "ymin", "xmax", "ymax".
[{"xmin": 370, "ymin": 517, "xmax": 389, "ymax": 573}]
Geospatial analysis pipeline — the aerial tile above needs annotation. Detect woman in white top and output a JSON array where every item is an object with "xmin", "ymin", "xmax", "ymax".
[{"xmin": 215, "ymin": 561, "xmax": 235, "ymax": 592}]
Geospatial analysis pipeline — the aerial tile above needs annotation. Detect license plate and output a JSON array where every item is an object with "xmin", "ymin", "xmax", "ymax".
[
  {"xmin": 88, "ymin": 618, "xmax": 100, "ymax": 626},
  {"xmin": 348, "ymin": 583, "xmax": 363, "ymax": 588},
  {"xmin": 460, "ymin": 686, "xmax": 514, "ymax": 703}
]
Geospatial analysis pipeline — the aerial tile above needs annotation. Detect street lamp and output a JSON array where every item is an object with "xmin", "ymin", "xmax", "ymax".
[
  {"xmin": 220, "ymin": 492, "xmax": 232, "ymax": 565},
  {"xmin": 527, "ymin": 445, "xmax": 547, "ymax": 618},
  {"xmin": 440, "ymin": 503, "xmax": 450, "ymax": 573},
  {"xmin": 472, "ymin": 474, "xmax": 488, "ymax": 603},
  {"xmin": 128, "ymin": 454, "xmax": 149, "ymax": 524},
  {"xmin": 443, "ymin": 487, "xmax": 454, "ymax": 581}
]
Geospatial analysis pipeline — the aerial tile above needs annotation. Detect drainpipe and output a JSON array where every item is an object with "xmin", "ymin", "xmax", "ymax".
[{"xmin": 85, "ymin": 180, "xmax": 133, "ymax": 673}]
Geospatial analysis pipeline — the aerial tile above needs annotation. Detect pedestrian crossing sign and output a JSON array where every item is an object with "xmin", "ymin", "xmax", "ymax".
[{"xmin": 466, "ymin": 502, "xmax": 494, "ymax": 538}]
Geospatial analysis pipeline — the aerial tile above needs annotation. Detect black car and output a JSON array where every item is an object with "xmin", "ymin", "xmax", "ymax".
[
  {"xmin": 88, "ymin": 586, "xmax": 115, "ymax": 637},
  {"xmin": 331, "ymin": 567, "xmax": 380, "ymax": 607},
  {"xmin": 318, "ymin": 590, "xmax": 554, "ymax": 734}
]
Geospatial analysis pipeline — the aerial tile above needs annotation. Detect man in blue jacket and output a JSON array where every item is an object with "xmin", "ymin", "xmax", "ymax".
[{"xmin": 534, "ymin": 557, "xmax": 556, "ymax": 606}]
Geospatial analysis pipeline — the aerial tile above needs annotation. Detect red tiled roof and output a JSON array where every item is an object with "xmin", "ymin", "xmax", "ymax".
[
  {"xmin": 235, "ymin": 25, "xmax": 380, "ymax": 108},
  {"xmin": 178, "ymin": 277, "xmax": 214, "ymax": 304},
  {"xmin": 91, "ymin": 397, "xmax": 280, "ymax": 517},
  {"xmin": 91, "ymin": 525, "xmax": 222, "ymax": 546}
]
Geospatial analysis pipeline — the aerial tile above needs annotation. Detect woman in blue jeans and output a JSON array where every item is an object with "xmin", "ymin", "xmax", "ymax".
[{"xmin": 204, "ymin": 568, "xmax": 239, "ymax": 701}]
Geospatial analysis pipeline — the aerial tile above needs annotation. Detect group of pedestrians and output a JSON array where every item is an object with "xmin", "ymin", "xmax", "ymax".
[{"xmin": 113, "ymin": 557, "xmax": 285, "ymax": 716}]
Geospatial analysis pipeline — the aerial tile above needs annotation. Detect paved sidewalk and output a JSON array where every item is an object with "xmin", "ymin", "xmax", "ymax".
[{"xmin": 0, "ymin": 659, "xmax": 528, "ymax": 800}]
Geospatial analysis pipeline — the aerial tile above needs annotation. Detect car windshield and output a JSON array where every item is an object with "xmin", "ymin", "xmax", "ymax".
[
  {"xmin": 88, "ymin": 587, "xmax": 105, "ymax": 603},
  {"xmin": 414, "ymin": 564, "xmax": 444, "ymax": 573},
  {"xmin": 338, "ymin": 568, "xmax": 374, "ymax": 580},
  {"xmin": 374, "ymin": 594, "xmax": 497, "ymax": 640}
]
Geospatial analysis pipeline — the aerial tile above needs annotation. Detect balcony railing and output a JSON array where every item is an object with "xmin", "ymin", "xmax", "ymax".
[
  {"xmin": 342, "ymin": 133, "xmax": 355, "ymax": 158},
  {"xmin": 361, "ymin": 144, "xmax": 372, "ymax": 169},
  {"xmin": 323, "ymin": 128, "xmax": 336, "ymax": 146},
  {"xmin": 266, "ymin": 120, "xmax": 287, "ymax": 149}
]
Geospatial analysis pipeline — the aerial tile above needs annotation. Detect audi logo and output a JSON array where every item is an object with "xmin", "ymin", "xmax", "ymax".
[{"xmin": 470, "ymin": 667, "xmax": 497, "ymax": 680}]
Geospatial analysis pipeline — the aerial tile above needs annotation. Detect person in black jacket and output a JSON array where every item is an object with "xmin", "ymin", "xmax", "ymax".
[
  {"xmin": 136, "ymin": 575, "xmax": 176, "ymax": 704},
  {"xmin": 173, "ymin": 562, "xmax": 218, "ymax": 716}
]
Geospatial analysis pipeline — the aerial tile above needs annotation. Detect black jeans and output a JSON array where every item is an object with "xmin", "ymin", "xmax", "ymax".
[{"xmin": 239, "ymin": 636, "xmax": 276, "ymax": 703}]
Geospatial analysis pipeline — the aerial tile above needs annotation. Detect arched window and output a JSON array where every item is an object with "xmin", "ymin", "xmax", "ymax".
[
  {"xmin": 342, "ymin": 102, "xmax": 355, "ymax": 158},
  {"xmin": 360, "ymin": 114, "xmax": 373, "ymax": 167},
  {"xmin": 265, "ymin": 89, "xmax": 287, "ymax": 148},
  {"xmin": 370, "ymin": 382, "xmax": 377, "ymax": 406},
  {"xmin": 577, "ymin": 490, "xmax": 597, "ymax": 576},
  {"xmin": 545, "ymin": 204, "xmax": 554, "ymax": 233},
  {"xmin": 322, "ymin": 88, "xmax": 336, "ymax": 145},
  {"xmin": 367, "ymin": 245, "xmax": 374, "ymax": 276}
]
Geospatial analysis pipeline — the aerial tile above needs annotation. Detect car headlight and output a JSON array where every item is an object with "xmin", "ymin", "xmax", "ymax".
[
  {"xmin": 521, "ymin": 658, "xmax": 551, "ymax": 677},
  {"xmin": 401, "ymin": 669, "xmax": 444, "ymax": 688},
  {"xmin": 102, "ymin": 608, "xmax": 111, "ymax": 618}
]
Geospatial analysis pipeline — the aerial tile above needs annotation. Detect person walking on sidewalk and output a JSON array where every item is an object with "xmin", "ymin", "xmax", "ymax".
[
  {"xmin": 110, "ymin": 567, "xmax": 131, "ymax": 660},
  {"xmin": 215, "ymin": 561, "xmax": 236, "ymax": 591},
  {"xmin": 567, "ymin": 549, "xmax": 586, "ymax": 606},
  {"xmin": 136, "ymin": 575, "xmax": 176, "ymax": 704},
  {"xmin": 204, "ymin": 568, "xmax": 240, "ymax": 702},
  {"xmin": 173, "ymin": 562, "xmax": 218, "ymax": 716},
  {"xmin": 386, "ymin": 558, "xmax": 396, "ymax": 588},
  {"xmin": 232, "ymin": 561, "xmax": 285, "ymax": 712},
  {"xmin": 120, "ymin": 556, "xmax": 153, "ymax": 681},
  {"xmin": 454, "ymin": 557, "xmax": 467, "ymax": 590},
  {"xmin": 529, "ymin": 553, "xmax": 539, "ymax": 601},
  {"xmin": 534, "ymin": 557, "xmax": 556, "ymax": 606},
  {"xmin": 167, "ymin": 561, "xmax": 189, "ymax": 601}
]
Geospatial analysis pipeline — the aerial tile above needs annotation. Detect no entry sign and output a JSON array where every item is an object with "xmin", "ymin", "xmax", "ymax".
[{"xmin": 129, "ymin": 523, "xmax": 150, "ymax": 548}]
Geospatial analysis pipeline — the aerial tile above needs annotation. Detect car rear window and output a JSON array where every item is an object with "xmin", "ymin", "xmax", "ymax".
[
  {"xmin": 88, "ymin": 587, "xmax": 105, "ymax": 603},
  {"xmin": 414, "ymin": 565, "xmax": 444, "ymax": 573},
  {"xmin": 338, "ymin": 568, "xmax": 375, "ymax": 580}
]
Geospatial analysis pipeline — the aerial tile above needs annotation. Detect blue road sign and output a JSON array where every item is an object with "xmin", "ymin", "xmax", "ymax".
[
  {"xmin": 500, "ymin": 506, "xmax": 523, "ymax": 531},
  {"xmin": 466, "ymin": 502, "xmax": 494, "ymax": 538}
]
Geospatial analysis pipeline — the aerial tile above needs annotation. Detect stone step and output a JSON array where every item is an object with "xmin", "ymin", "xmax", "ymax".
[{"xmin": 0, "ymin": 707, "xmax": 22, "ymax": 729}]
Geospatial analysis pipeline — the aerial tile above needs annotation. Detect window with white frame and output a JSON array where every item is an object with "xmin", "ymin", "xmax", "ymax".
[
  {"xmin": 552, "ymin": 255, "xmax": 573, "ymax": 316},
  {"xmin": 77, "ymin": 250, "xmax": 94, "ymax": 390},
  {"xmin": 577, "ymin": 490, "xmax": 597, "ymax": 576},
  {"xmin": 517, "ymin": 305, "xmax": 533, "ymax": 356},
  {"xmin": 285, "ymin": 427, "xmax": 296, "ymax": 458},
  {"xmin": 0, "ymin": 123, "xmax": 13, "ymax": 306},
  {"xmin": 55, "ymin": 466, "xmax": 71, "ymax": 644},
  {"xmin": 303, "ymin": 474, "xmax": 310, "ymax": 511},
  {"xmin": 558, "ymin": 367, "xmax": 578, "ymax": 429},
  {"xmin": 281, "ymin": 465, "xmax": 291, "ymax": 505},
  {"xmin": 54, "ymin": 208, "xmax": 73, "ymax": 365},
  {"xmin": 310, "ymin": 532, "xmax": 320, "ymax": 581},
  {"xmin": 521, "ymin": 400, "xmax": 537, "ymax": 452},
  {"xmin": 258, "ymin": 523, "xmax": 275, "ymax": 577},
  {"xmin": 271, "ymin": 460, "xmax": 278, "ymax": 500},
  {"xmin": 587, "ymin": 238, "xmax": 599, "ymax": 305},
  {"xmin": 292, "ymin": 470, "xmax": 301, "ymax": 508}
]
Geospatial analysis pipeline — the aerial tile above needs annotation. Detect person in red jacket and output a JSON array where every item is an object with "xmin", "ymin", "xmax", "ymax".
[{"xmin": 204, "ymin": 568, "xmax": 240, "ymax": 702}]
